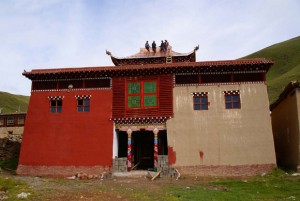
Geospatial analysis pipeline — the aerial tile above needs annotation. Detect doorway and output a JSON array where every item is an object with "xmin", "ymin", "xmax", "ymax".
[
  {"xmin": 133, "ymin": 130, "xmax": 154, "ymax": 170},
  {"xmin": 116, "ymin": 129, "xmax": 168, "ymax": 171}
]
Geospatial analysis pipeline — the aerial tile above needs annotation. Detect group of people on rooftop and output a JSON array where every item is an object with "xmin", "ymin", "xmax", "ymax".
[{"xmin": 145, "ymin": 40, "xmax": 169, "ymax": 53}]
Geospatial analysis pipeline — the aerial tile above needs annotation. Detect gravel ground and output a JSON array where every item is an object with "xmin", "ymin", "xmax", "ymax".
[{"xmin": 3, "ymin": 171, "xmax": 205, "ymax": 201}]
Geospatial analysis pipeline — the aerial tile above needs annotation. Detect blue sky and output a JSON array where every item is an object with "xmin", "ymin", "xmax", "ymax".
[{"xmin": 0, "ymin": 0, "xmax": 299, "ymax": 96}]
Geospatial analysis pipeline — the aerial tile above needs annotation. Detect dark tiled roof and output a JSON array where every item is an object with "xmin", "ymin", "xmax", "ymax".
[{"xmin": 0, "ymin": 112, "xmax": 26, "ymax": 116}]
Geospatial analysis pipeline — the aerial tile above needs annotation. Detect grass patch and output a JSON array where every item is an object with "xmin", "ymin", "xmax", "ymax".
[
  {"xmin": 0, "ymin": 91, "xmax": 29, "ymax": 113},
  {"xmin": 0, "ymin": 174, "xmax": 32, "ymax": 201},
  {"xmin": 163, "ymin": 169, "xmax": 300, "ymax": 201}
]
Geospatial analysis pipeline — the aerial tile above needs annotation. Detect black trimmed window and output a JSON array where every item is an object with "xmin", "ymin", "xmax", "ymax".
[
  {"xmin": 77, "ymin": 99, "xmax": 90, "ymax": 112},
  {"xmin": 224, "ymin": 91, "xmax": 241, "ymax": 109},
  {"xmin": 50, "ymin": 100, "xmax": 62, "ymax": 113},
  {"xmin": 192, "ymin": 92, "xmax": 209, "ymax": 110},
  {"xmin": 75, "ymin": 95, "xmax": 91, "ymax": 112},
  {"xmin": 7, "ymin": 116, "xmax": 14, "ymax": 125},
  {"xmin": 48, "ymin": 96, "xmax": 64, "ymax": 113}
]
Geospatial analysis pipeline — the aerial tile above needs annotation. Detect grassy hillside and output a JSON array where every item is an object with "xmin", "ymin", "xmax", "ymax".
[
  {"xmin": 0, "ymin": 92, "xmax": 29, "ymax": 114},
  {"xmin": 243, "ymin": 36, "xmax": 300, "ymax": 104}
]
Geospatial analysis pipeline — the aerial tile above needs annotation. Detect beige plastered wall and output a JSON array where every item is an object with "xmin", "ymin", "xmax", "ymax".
[
  {"xmin": 0, "ymin": 127, "xmax": 24, "ymax": 138},
  {"xmin": 167, "ymin": 83, "xmax": 276, "ymax": 166},
  {"xmin": 271, "ymin": 88, "xmax": 300, "ymax": 170}
]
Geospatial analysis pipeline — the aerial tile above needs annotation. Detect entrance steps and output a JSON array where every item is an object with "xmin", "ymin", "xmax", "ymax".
[{"xmin": 113, "ymin": 170, "xmax": 149, "ymax": 178}]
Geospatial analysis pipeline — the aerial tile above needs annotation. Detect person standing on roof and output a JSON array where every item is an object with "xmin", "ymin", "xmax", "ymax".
[
  {"xmin": 145, "ymin": 41, "xmax": 150, "ymax": 52},
  {"xmin": 160, "ymin": 40, "xmax": 165, "ymax": 52},
  {"xmin": 164, "ymin": 40, "xmax": 169, "ymax": 51},
  {"xmin": 152, "ymin": 41, "xmax": 156, "ymax": 53}
]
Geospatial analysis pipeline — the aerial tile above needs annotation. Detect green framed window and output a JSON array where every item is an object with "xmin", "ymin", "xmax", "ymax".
[{"xmin": 127, "ymin": 80, "xmax": 158, "ymax": 109}]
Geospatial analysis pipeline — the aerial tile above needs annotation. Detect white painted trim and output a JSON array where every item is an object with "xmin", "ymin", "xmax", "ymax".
[{"xmin": 112, "ymin": 124, "xmax": 118, "ymax": 159}]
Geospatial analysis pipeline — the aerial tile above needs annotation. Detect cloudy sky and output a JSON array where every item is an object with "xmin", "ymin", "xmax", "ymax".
[{"xmin": 0, "ymin": 0, "xmax": 299, "ymax": 96}]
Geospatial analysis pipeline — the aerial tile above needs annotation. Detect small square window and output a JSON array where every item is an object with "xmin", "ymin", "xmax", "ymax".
[
  {"xmin": 225, "ymin": 94, "xmax": 241, "ymax": 109},
  {"xmin": 77, "ymin": 99, "xmax": 90, "ymax": 112},
  {"xmin": 18, "ymin": 116, "xmax": 25, "ymax": 125},
  {"xmin": 7, "ymin": 116, "xmax": 14, "ymax": 125},
  {"xmin": 193, "ymin": 95, "xmax": 209, "ymax": 110},
  {"xmin": 50, "ymin": 100, "xmax": 63, "ymax": 113}
]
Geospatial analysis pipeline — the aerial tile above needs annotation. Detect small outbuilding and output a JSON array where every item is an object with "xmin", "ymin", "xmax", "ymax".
[{"xmin": 271, "ymin": 81, "xmax": 300, "ymax": 171}]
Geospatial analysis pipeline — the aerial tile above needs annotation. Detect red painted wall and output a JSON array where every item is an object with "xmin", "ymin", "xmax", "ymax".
[{"xmin": 19, "ymin": 90, "xmax": 113, "ymax": 166}]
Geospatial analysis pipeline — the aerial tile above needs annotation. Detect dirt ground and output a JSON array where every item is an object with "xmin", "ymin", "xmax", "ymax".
[{"xmin": 6, "ymin": 171, "xmax": 208, "ymax": 201}]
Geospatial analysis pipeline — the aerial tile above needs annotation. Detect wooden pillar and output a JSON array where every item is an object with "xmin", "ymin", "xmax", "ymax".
[
  {"xmin": 127, "ymin": 129, "xmax": 133, "ymax": 171},
  {"xmin": 153, "ymin": 128, "xmax": 159, "ymax": 171}
]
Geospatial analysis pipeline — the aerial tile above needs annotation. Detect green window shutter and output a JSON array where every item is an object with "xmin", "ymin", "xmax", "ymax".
[
  {"xmin": 144, "ymin": 82, "xmax": 156, "ymax": 93},
  {"xmin": 144, "ymin": 95, "xmax": 157, "ymax": 107},
  {"xmin": 128, "ymin": 96, "xmax": 141, "ymax": 108},
  {"xmin": 128, "ymin": 82, "xmax": 140, "ymax": 94}
]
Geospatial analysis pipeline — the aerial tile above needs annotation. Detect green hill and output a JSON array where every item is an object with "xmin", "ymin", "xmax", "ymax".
[
  {"xmin": 0, "ymin": 92, "xmax": 30, "ymax": 114},
  {"xmin": 243, "ymin": 36, "xmax": 300, "ymax": 104}
]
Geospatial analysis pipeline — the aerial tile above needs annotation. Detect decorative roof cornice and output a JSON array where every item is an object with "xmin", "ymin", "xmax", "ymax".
[
  {"xmin": 23, "ymin": 59, "xmax": 274, "ymax": 81},
  {"xmin": 110, "ymin": 116, "xmax": 171, "ymax": 125}
]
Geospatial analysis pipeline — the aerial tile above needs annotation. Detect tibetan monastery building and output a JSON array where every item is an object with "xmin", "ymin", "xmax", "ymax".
[{"xmin": 18, "ymin": 45, "xmax": 276, "ymax": 177}]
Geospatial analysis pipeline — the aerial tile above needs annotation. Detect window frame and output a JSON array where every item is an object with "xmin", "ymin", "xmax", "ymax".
[
  {"xmin": 224, "ymin": 92, "xmax": 241, "ymax": 109},
  {"xmin": 17, "ymin": 116, "xmax": 25, "ymax": 125},
  {"xmin": 50, "ymin": 99, "xmax": 63, "ymax": 113},
  {"xmin": 77, "ymin": 98, "xmax": 90, "ymax": 112},
  {"xmin": 7, "ymin": 116, "xmax": 14, "ymax": 126},
  {"xmin": 193, "ymin": 94, "xmax": 209, "ymax": 110},
  {"xmin": 126, "ymin": 80, "xmax": 159, "ymax": 109}
]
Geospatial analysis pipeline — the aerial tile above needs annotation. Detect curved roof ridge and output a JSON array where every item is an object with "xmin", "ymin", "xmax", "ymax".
[{"xmin": 110, "ymin": 46, "xmax": 195, "ymax": 59}]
